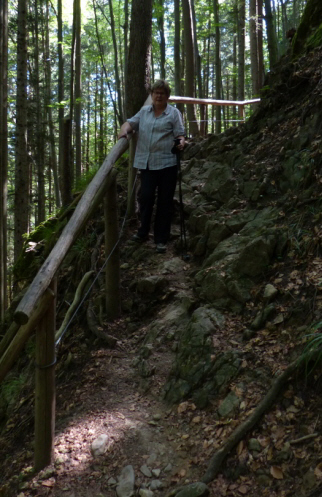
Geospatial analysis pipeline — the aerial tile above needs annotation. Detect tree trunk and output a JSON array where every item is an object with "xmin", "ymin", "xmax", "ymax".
[
  {"xmin": 0, "ymin": 0, "xmax": 8, "ymax": 319},
  {"xmin": 45, "ymin": 0, "xmax": 60, "ymax": 208},
  {"xmin": 250, "ymin": 0, "xmax": 259, "ymax": 96},
  {"xmin": 98, "ymin": 69, "xmax": 104, "ymax": 164},
  {"xmin": 156, "ymin": 0, "xmax": 166, "ymax": 80},
  {"xmin": 74, "ymin": 0, "xmax": 82, "ymax": 181},
  {"xmin": 123, "ymin": 0, "xmax": 128, "ymax": 117},
  {"xmin": 126, "ymin": 0, "xmax": 153, "ymax": 117},
  {"xmin": 108, "ymin": 0, "xmax": 124, "ymax": 123},
  {"xmin": 237, "ymin": 0, "xmax": 245, "ymax": 102},
  {"xmin": 191, "ymin": 0, "xmax": 205, "ymax": 135},
  {"xmin": 126, "ymin": 0, "xmax": 153, "ymax": 216},
  {"xmin": 14, "ymin": 0, "xmax": 29, "ymax": 262},
  {"xmin": 174, "ymin": 0, "xmax": 184, "ymax": 115},
  {"xmin": 58, "ymin": 0, "xmax": 64, "ymax": 203},
  {"xmin": 182, "ymin": 0, "xmax": 199, "ymax": 136},
  {"xmin": 257, "ymin": 0, "xmax": 264, "ymax": 89},
  {"xmin": 34, "ymin": 0, "xmax": 45, "ymax": 224},
  {"xmin": 264, "ymin": 0, "xmax": 278, "ymax": 69},
  {"xmin": 214, "ymin": 0, "xmax": 222, "ymax": 133}
]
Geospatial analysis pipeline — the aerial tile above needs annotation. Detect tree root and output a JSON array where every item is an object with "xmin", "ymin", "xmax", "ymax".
[
  {"xmin": 202, "ymin": 351, "xmax": 317, "ymax": 484},
  {"xmin": 55, "ymin": 270, "xmax": 95, "ymax": 342},
  {"xmin": 86, "ymin": 304, "xmax": 117, "ymax": 348}
]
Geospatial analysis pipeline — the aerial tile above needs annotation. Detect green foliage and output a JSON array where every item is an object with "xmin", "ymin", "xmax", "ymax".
[
  {"xmin": 301, "ymin": 325, "xmax": 322, "ymax": 376},
  {"xmin": 73, "ymin": 165, "xmax": 100, "ymax": 193},
  {"xmin": 0, "ymin": 373, "xmax": 26, "ymax": 409},
  {"xmin": 306, "ymin": 23, "xmax": 322, "ymax": 51}
]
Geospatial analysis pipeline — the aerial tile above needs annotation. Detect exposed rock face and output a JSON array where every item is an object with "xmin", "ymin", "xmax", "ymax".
[{"xmin": 164, "ymin": 306, "xmax": 241, "ymax": 405}]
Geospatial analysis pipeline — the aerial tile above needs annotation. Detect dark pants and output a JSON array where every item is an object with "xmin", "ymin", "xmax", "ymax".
[{"xmin": 137, "ymin": 166, "xmax": 178, "ymax": 244}]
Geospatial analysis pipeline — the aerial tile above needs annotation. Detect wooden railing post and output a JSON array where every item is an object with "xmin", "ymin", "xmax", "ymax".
[
  {"xmin": 34, "ymin": 278, "xmax": 56, "ymax": 472},
  {"xmin": 238, "ymin": 104, "xmax": 245, "ymax": 122},
  {"xmin": 104, "ymin": 170, "xmax": 121, "ymax": 320}
]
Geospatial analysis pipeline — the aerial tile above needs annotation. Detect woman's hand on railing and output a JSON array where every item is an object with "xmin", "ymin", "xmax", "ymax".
[{"xmin": 118, "ymin": 122, "xmax": 133, "ymax": 140}]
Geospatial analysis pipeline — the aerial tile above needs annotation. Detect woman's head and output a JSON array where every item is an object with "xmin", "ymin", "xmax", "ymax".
[{"xmin": 151, "ymin": 80, "xmax": 171, "ymax": 98}]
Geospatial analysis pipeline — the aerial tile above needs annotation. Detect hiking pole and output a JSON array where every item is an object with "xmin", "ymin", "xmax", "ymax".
[{"xmin": 172, "ymin": 139, "xmax": 190, "ymax": 261}]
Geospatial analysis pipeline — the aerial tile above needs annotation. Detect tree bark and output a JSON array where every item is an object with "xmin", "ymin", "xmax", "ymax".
[
  {"xmin": 191, "ymin": 0, "xmax": 205, "ymax": 135},
  {"xmin": 108, "ymin": 0, "xmax": 124, "ymax": 123},
  {"xmin": 182, "ymin": 0, "xmax": 199, "ymax": 136},
  {"xmin": 237, "ymin": 0, "xmax": 245, "ymax": 102},
  {"xmin": 0, "ymin": 0, "xmax": 8, "ymax": 319},
  {"xmin": 45, "ymin": 0, "xmax": 60, "ymax": 208},
  {"xmin": 264, "ymin": 0, "xmax": 278, "ymax": 69},
  {"xmin": 214, "ymin": 0, "xmax": 222, "ymax": 133},
  {"xmin": 174, "ymin": 0, "xmax": 184, "ymax": 115},
  {"xmin": 74, "ymin": 0, "xmax": 82, "ymax": 181},
  {"xmin": 14, "ymin": 0, "xmax": 29, "ymax": 262},
  {"xmin": 126, "ymin": 0, "xmax": 153, "ymax": 118},
  {"xmin": 156, "ymin": 0, "xmax": 166, "ymax": 80},
  {"xmin": 57, "ymin": 0, "xmax": 64, "ymax": 203}
]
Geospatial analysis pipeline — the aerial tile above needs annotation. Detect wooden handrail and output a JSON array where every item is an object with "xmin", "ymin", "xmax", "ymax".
[
  {"xmin": 14, "ymin": 137, "xmax": 131, "ymax": 326},
  {"xmin": 168, "ymin": 95, "xmax": 260, "ymax": 107}
]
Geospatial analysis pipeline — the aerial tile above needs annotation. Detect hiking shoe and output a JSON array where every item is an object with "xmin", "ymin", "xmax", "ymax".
[
  {"xmin": 156, "ymin": 243, "xmax": 167, "ymax": 253},
  {"xmin": 131, "ymin": 233, "xmax": 148, "ymax": 243}
]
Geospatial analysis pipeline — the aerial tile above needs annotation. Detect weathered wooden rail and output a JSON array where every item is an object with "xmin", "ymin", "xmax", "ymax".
[{"xmin": 169, "ymin": 95, "xmax": 261, "ymax": 121}]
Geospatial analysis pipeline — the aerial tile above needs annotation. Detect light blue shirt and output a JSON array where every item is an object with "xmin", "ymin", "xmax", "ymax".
[{"xmin": 127, "ymin": 104, "xmax": 185, "ymax": 170}]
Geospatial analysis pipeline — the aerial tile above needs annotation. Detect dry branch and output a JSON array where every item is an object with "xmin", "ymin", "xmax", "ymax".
[{"xmin": 202, "ymin": 352, "xmax": 316, "ymax": 484}]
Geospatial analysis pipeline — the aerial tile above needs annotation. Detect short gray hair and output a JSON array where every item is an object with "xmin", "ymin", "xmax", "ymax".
[{"xmin": 151, "ymin": 80, "xmax": 171, "ymax": 97}]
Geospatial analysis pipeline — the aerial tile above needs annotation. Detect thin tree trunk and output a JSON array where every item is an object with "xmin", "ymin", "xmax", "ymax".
[
  {"xmin": 157, "ymin": 0, "xmax": 166, "ymax": 80},
  {"xmin": 182, "ymin": 0, "xmax": 199, "ymax": 136},
  {"xmin": 264, "ymin": 0, "xmax": 278, "ymax": 69},
  {"xmin": 74, "ymin": 0, "xmax": 82, "ymax": 181},
  {"xmin": 108, "ymin": 0, "xmax": 123, "ymax": 123},
  {"xmin": 45, "ymin": 0, "xmax": 60, "ymax": 208},
  {"xmin": 86, "ymin": 79, "xmax": 90, "ymax": 172},
  {"xmin": 191, "ymin": 0, "xmax": 205, "ymax": 135},
  {"xmin": 123, "ymin": 0, "xmax": 128, "ymax": 116},
  {"xmin": 0, "ymin": 0, "xmax": 8, "ymax": 318},
  {"xmin": 35, "ymin": 0, "xmax": 45, "ymax": 223},
  {"xmin": 237, "ymin": 0, "xmax": 245, "ymax": 102},
  {"xmin": 57, "ymin": 0, "xmax": 64, "ymax": 203},
  {"xmin": 174, "ymin": 0, "xmax": 184, "ymax": 115},
  {"xmin": 99, "ymin": 69, "xmax": 104, "ymax": 164},
  {"xmin": 14, "ymin": 0, "xmax": 29, "ymax": 262},
  {"xmin": 214, "ymin": 0, "xmax": 221, "ymax": 133},
  {"xmin": 257, "ymin": 0, "xmax": 264, "ymax": 90}
]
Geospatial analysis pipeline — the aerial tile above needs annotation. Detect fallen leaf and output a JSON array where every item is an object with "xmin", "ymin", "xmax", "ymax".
[
  {"xmin": 270, "ymin": 466, "xmax": 284, "ymax": 479},
  {"xmin": 192, "ymin": 416, "xmax": 201, "ymax": 424},
  {"xmin": 237, "ymin": 440, "xmax": 245, "ymax": 455},
  {"xmin": 41, "ymin": 478, "xmax": 56, "ymax": 487},
  {"xmin": 179, "ymin": 469, "xmax": 186, "ymax": 477},
  {"xmin": 177, "ymin": 402, "xmax": 188, "ymax": 414},
  {"xmin": 314, "ymin": 462, "xmax": 322, "ymax": 479},
  {"xmin": 238, "ymin": 485, "xmax": 248, "ymax": 495}
]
